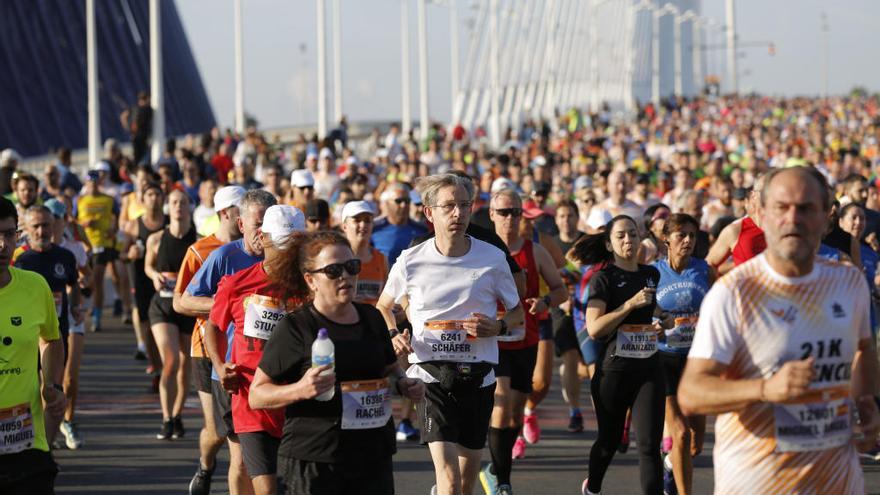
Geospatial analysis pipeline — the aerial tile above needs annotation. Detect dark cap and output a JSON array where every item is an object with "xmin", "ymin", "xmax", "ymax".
[
  {"xmin": 636, "ymin": 173, "xmax": 651, "ymax": 185},
  {"xmin": 305, "ymin": 199, "xmax": 330, "ymax": 221},
  {"xmin": 532, "ymin": 181, "xmax": 551, "ymax": 195},
  {"xmin": 733, "ymin": 187, "xmax": 749, "ymax": 200}
]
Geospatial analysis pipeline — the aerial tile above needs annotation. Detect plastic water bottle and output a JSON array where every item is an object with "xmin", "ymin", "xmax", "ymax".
[{"xmin": 311, "ymin": 328, "xmax": 335, "ymax": 401}]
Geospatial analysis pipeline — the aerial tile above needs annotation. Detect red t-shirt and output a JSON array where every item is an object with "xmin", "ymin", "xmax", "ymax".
[
  {"xmin": 210, "ymin": 262, "xmax": 301, "ymax": 437},
  {"xmin": 211, "ymin": 155, "xmax": 234, "ymax": 185}
]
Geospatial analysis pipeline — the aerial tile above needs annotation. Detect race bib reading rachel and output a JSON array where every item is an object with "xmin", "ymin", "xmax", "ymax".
[
  {"xmin": 0, "ymin": 404, "xmax": 35, "ymax": 455},
  {"xmin": 341, "ymin": 378, "xmax": 392, "ymax": 430},
  {"xmin": 159, "ymin": 272, "xmax": 178, "ymax": 298},
  {"xmin": 665, "ymin": 316, "xmax": 698, "ymax": 350},
  {"xmin": 423, "ymin": 320, "xmax": 478, "ymax": 361},
  {"xmin": 615, "ymin": 324, "xmax": 658, "ymax": 358},
  {"xmin": 773, "ymin": 386, "xmax": 852, "ymax": 453},
  {"xmin": 243, "ymin": 295, "xmax": 286, "ymax": 341}
]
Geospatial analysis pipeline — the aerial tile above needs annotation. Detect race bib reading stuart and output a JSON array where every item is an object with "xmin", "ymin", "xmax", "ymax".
[
  {"xmin": 243, "ymin": 294, "xmax": 286, "ymax": 341},
  {"xmin": 0, "ymin": 404, "xmax": 35, "ymax": 454},
  {"xmin": 615, "ymin": 324, "xmax": 658, "ymax": 358},
  {"xmin": 341, "ymin": 378, "xmax": 392, "ymax": 430}
]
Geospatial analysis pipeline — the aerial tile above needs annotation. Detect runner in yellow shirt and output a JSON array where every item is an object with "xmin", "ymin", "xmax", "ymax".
[
  {"xmin": 0, "ymin": 197, "xmax": 66, "ymax": 494},
  {"xmin": 78, "ymin": 170, "xmax": 119, "ymax": 331}
]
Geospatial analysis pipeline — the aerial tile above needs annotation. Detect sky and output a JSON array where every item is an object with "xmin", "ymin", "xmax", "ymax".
[{"xmin": 175, "ymin": 0, "xmax": 880, "ymax": 130}]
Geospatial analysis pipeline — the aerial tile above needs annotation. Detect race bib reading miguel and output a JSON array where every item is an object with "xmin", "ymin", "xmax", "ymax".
[
  {"xmin": 423, "ymin": 320, "xmax": 478, "ymax": 361},
  {"xmin": 615, "ymin": 324, "xmax": 658, "ymax": 358},
  {"xmin": 0, "ymin": 404, "xmax": 35, "ymax": 455},
  {"xmin": 773, "ymin": 386, "xmax": 852, "ymax": 453},
  {"xmin": 341, "ymin": 378, "xmax": 392, "ymax": 430}
]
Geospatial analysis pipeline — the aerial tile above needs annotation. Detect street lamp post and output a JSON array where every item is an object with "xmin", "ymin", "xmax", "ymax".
[
  {"xmin": 316, "ymin": 0, "xmax": 328, "ymax": 138},
  {"xmin": 149, "ymin": 0, "xmax": 164, "ymax": 163}
]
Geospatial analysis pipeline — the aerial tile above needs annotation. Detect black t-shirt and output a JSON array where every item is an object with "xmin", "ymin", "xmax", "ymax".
[
  {"xmin": 588, "ymin": 263, "xmax": 660, "ymax": 372},
  {"xmin": 410, "ymin": 222, "xmax": 522, "ymax": 275},
  {"xmin": 693, "ymin": 230, "xmax": 709, "ymax": 259},
  {"xmin": 259, "ymin": 302, "xmax": 397, "ymax": 464},
  {"xmin": 14, "ymin": 244, "xmax": 78, "ymax": 335},
  {"xmin": 553, "ymin": 232, "xmax": 585, "ymax": 257}
]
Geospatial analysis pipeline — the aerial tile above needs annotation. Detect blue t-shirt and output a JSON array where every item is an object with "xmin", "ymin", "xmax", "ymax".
[
  {"xmin": 14, "ymin": 245, "xmax": 78, "ymax": 335},
  {"xmin": 186, "ymin": 238, "xmax": 263, "ymax": 380},
  {"xmin": 817, "ymin": 243, "xmax": 841, "ymax": 261},
  {"xmin": 371, "ymin": 218, "xmax": 428, "ymax": 266},
  {"xmin": 653, "ymin": 257, "xmax": 710, "ymax": 355}
]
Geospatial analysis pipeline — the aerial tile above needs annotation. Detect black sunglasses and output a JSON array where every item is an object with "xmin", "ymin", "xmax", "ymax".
[
  {"xmin": 308, "ymin": 259, "xmax": 362, "ymax": 279},
  {"xmin": 493, "ymin": 208, "xmax": 523, "ymax": 218},
  {"xmin": 393, "ymin": 198, "xmax": 411, "ymax": 205},
  {"xmin": 297, "ymin": 185, "xmax": 314, "ymax": 191}
]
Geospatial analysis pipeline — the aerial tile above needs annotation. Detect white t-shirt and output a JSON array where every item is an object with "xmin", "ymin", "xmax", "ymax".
[
  {"xmin": 689, "ymin": 254, "xmax": 869, "ymax": 494},
  {"xmin": 193, "ymin": 205, "xmax": 215, "ymax": 233},
  {"xmin": 383, "ymin": 236, "xmax": 519, "ymax": 386}
]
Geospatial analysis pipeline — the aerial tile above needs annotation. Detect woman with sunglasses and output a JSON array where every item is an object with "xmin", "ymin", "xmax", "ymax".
[
  {"xmin": 568, "ymin": 215, "xmax": 670, "ymax": 495},
  {"xmin": 250, "ymin": 230, "xmax": 424, "ymax": 495},
  {"xmin": 653, "ymin": 214, "xmax": 712, "ymax": 495}
]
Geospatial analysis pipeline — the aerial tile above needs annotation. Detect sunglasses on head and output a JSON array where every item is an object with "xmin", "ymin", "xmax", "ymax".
[
  {"xmin": 308, "ymin": 259, "xmax": 362, "ymax": 279},
  {"xmin": 493, "ymin": 207, "xmax": 523, "ymax": 218}
]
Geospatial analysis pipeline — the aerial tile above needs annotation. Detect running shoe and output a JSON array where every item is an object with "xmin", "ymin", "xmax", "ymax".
[
  {"xmin": 172, "ymin": 416, "xmax": 185, "ymax": 439},
  {"xmin": 497, "ymin": 484, "xmax": 513, "ymax": 495},
  {"xmin": 663, "ymin": 454, "xmax": 677, "ymax": 495},
  {"xmin": 511, "ymin": 436, "xmax": 526, "ymax": 459},
  {"xmin": 430, "ymin": 485, "xmax": 437, "ymax": 495},
  {"xmin": 90, "ymin": 315, "xmax": 101, "ymax": 332},
  {"xmin": 581, "ymin": 478, "xmax": 599, "ymax": 495},
  {"xmin": 60, "ymin": 420, "xmax": 83, "ymax": 450},
  {"xmin": 618, "ymin": 426, "xmax": 631, "ymax": 453},
  {"xmin": 662, "ymin": 436, "xmax": 673, "ymax": 454},
  {"xmin": 568, "ymin": 413, "xmax": 584, "ymax": 433},
  {"xmin": 479, "ymin": 464, "xmax": 498, "ymax": 495},
  {"xmin": 396, "ymin": 419, "xmax": 419, "ymax": 441},
  {"xmin": 189, "ymin": 463, "xmax": 215, "ymax": 495},
  {"xmin": 156, "ymin": 420, "xmax": 173, "ymax": 440},
  {"xmin": 859, "ymin": 444, "xmax": 880, "ymax": 461},
  {"xmin": 522, "ymin": 413, "xmax": 540, "ymax": 444},
  {"xmin": 134, "ymin": 349, "xmax": 147, "ymax": 361}
]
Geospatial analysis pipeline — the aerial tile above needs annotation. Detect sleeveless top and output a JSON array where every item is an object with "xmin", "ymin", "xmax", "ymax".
[
  {"xmin": 156, "ymin": 226, "xmax": 197, "ymax": 273},
  {"xmin": 134, "ymin": 216, "xmax": 166, "ymax": 286},
  {"xmin": 732, "ymin": 216, "xmax": 766, "ymax": 266},
  {"xmin": 500, "ymin": 239, "xmax": 540, "ymax": 350}
]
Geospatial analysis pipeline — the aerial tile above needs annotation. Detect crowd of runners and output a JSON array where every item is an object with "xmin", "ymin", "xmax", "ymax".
[{"xmin": 2, "ymin": 94, "xmax": 880, "ymax": 495}]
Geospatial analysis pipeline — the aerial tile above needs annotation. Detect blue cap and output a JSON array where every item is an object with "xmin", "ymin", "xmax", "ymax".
[{"xmin": 44, "ymin": 198, "xmax": 67, "ymax": 218}]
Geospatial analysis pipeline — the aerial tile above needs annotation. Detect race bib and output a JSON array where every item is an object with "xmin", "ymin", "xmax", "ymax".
[
  {"xmin": 0, "ymin": 404, "xmax": 35, "ymax": 455},
  {"xmin": 243, "ymin": 295, "xmax": 286, "ymax": 341},
  {"xmin": 665, "ymin": 316, "xmax": 698, "ymax": 350},
  {"xmin": 773, "ymin": 387, "xmax": 852, "ymax": 453},
  {"xmin": 423, "ymin": 320, "xmax": 478, "ymax": 361},
  {"xmin": 356, "ymin": 280, "xmax": 382, "ymax": 303},
  {"xmin": 341, "ymin": 378, "xmax": 392, "ymax": 430},
  {"xmin": 615, "ymin": 324, "xmax": 657, "ymax": 358},
  {"xmin": 52, "ymin": 291, "xmax": 63, "ymax": 317},
  {"xmin": 496, "ymin": 310, "xmax": 525, "ymax": 342},
  {"xmin": 159, "ymin": 272, "xmax": 177, "ymax": 298}
]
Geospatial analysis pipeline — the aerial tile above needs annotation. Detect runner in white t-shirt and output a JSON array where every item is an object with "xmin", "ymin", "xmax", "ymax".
[
  {"xmin": 377, "ymin": 173, "xmax": 523, "ymax": 495},
  {"xmin": 679, "ymin": 167, "xmax": 880, "ymax": 494}
]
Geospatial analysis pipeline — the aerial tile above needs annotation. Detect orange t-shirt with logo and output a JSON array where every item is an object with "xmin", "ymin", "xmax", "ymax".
[
  {"xmin": 174, "ymin": 234, "xmax": 225, "ymax": 358},
  {"xmin": 354, "ymin": 247, "xmax": 388, "ymax": 306}
]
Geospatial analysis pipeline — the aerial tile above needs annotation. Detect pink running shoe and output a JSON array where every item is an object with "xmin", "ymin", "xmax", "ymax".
[
  {"xmin": 512, "ymin": 435, "xmax": 526, "ymax": 459},
  {"xmin": 522, "ymin": 413, "xmax": 540, "ymax": 444},
  {"xmin": 662, "ymin": 436, "xmax": 673, "ymax": 454}
]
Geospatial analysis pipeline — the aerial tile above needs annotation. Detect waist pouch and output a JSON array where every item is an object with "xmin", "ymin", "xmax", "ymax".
[{"xmin": 418, "ymin": 361, "xmax": 492, "ymax": 394}]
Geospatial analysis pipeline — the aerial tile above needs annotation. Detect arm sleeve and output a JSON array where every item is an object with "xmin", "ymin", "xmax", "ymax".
[
  {"xmin": 687, "ymin": 282, "xmax": 743, "ymax": 365},
  {"xmin": 382, "ymin": 253, "xmax": 407, "ymax": 304},
  {"xmin": 259, "ymin": 316, "xmax": 306, "ymax": 383},
  {"xmin": 208, "ymin": 276, "xmax": 235, "ymax": 333},
  {"xmin": 493, "ymin": 253, "xmax": 520, "ymax": 311}
]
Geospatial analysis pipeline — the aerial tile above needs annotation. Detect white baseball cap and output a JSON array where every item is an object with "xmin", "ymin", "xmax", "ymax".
[
  {"xmin": 261, "ymin": 205, "xmax": 306, "ymax": 243},
  {"xmin": 341, "ymin": 200, "xmax": 376, "ymax": 220},
  {"xmin": 0, "ymin": 148, "xmax": 21, "ymax": 166},
  {"xmin": 291, "ymin": 169, "xmax": 315, "ymax": 188},
  {"xmin": 213, "ymin": 185, "xmax": 246, "ymax": 212},
  {"xmin": 319, "ymin": 148, "xmax": 334, "ymax": 160},
  {"xmin": 490, "ymin": 177, "xmax": 517, "ymax": 193},
  {"xmin": 90, "ymin": 161, "xmax": 112, "ymax": 173}
]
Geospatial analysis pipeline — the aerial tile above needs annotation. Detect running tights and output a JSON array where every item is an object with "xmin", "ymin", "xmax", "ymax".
[{"xmin": 587, "ymin": 365, "xmax": 665, "ymax": 494}]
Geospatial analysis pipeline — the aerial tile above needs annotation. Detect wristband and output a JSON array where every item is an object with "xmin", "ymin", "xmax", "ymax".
[
  {"xmin": 497, "ymin": 319, "xmax": 508, "ymax": 336},
  {"xmin": 388, "ymin": 328, "xmax": 400, "ymax": 339}
]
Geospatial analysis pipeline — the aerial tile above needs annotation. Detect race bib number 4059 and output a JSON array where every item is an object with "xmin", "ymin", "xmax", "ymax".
[
  {"xmin": 615, "ymin": 325, "xmax": 658, "ymax": 359},
  {"xmin": 341, "ymin": 378, "xmax": 392, "ymax": 430},
  {"xmin": 0, "ymin": 404, "xmax": 35, "ymax": 455}
]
